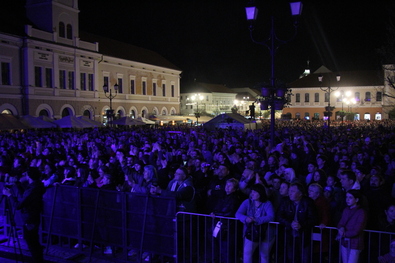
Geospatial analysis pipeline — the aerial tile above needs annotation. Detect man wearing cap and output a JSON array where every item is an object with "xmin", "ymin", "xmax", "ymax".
[{"xmin": 3, "ymin": 167, "xmax": 46, "ymax": 263}]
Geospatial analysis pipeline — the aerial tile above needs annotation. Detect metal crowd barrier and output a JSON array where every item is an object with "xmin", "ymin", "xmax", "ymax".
[
  {"xmin": 40, "ymin": 185, "xmax": 177, "ymax": 262},
  {"xmin": 175, "ymin": 212, "xmax": 395, "ymax": 263},
  {"xmin": 0, "ymin": 184, "xmax": 394, "ymax": 263}
]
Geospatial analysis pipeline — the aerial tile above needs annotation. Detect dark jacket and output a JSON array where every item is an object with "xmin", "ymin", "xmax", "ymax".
[
  {"xmin": 162, "ymin": 176, "xmax": 196, "ymax": 212},
  {"xmin": 277, "ymin": 196, "xmax": 318, "ymax": 236},
  {"xmin": 212, "ymin": 191, "xmax": 241, "ymax": 217},
  {"xmin": 13, "ymin": 181, "xmax": 46, "ymax": 225}
]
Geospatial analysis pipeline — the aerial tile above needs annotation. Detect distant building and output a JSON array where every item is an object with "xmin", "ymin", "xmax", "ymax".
[
  {"xmin": 0, "ymin": 0, "xmax": 181, "ymax": 123},
  {"xmin": 180, "ymin": 82, "xmax": 237, "ymax": 116},
  {"xmin": 286, "ymin": 65, "xmax": 395, "ymax": 121}
]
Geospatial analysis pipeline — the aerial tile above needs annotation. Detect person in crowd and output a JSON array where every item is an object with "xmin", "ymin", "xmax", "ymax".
[
  {"xmin": 206, "ymin": 164, "xmax": 232, "ymax": 213},
  {"xmin": 239, "ymin": 167, "xmax": 257, "ymax": 198},
  {"xmin": 151, "ymin": 166, "xmax": 196, "ymax": 212},
  {"xmin": 355, "ymin": 165, "xmax": 370, "ymax": 193},
  {"xmin": 193, "ymin": 161, "xmax": 212, "ymax": 213},
  {"xmin": 267, "ymin": 175, "xmax": 282, "ymax": 211},
  {"xmin": 59, "ymin": 166, "xmax": 76, "ymax": 186},
  {"xmin": 132, "ymin": 165, "xmax": 157, "ymax": 194},
  {"xmin": 283, "ymin": 167, "xmax": 298, "ymax": 184},
  {"xmin": 308, "ymin": 183, "xmax": 330, "ymax": 229},
  {"xmin": 74, "ymin": 165, "xmax": 89, "ymax": 187},
  {"xmin": 41, "ymin": 163, "xmax": 60, "ymax": 187},
  {"xmin": 336, "ymin": 189, "xmax": 368, "ymax": 263},
  {"xmin": 100, "ymin": 174, "xmax": 117, "ymax": 191},
  {"xmin": 303, "ymin": 161, "xmax": 317, "ymax": 187},
  {"xmin": 378, "ymin": 239, "xmax": 395, "ymax": 263},
  {"xmin": 277, "ymin": 182, "xmax": 317, "ymax": 263},
  {"xmin": 208, "ymin": 178, "xmax": 241, "ymax": 263},
  {"xmin": 310, "ymin": 168, "xmax": 327, "ymax": 188},
  {"xmin": 3, "ymin": 167, "xmax": 46, "ymax": 263},
  {"xmin": 308, "ymin": 183, "xmax": 331, "ymax": 260},
  {"xmin": 279, "ymin": 181, "xmax": 290, "ymax": 200},
  {"xmin": 366, "ymin": 174, "xmax": 393, "ymax": 228},
  {"xmin": 236, "ymin": 183, "xmax": 275, "ymax": 263},
  {"xmin": 316, "ymin": 155, "xmax": 331, "ymax": 177}
]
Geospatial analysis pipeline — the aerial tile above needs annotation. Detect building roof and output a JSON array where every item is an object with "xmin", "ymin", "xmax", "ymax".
[
  {"xmin": 289, "ymin": 66, "xmax": 384, "ymax": 88},
  {"xmin": 204, "ymin": 113, "xmax": 251, "ymax": 127},
  {"xmin": 181, "ymin": 82, "xmax": 236, "ymax": 94},
  {"xmin": 80, "ymin": 32, "xmax": 181, "ymax": 71}
]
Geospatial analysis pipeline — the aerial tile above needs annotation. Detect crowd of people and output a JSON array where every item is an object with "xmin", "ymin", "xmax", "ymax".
[{"xmin": 1, "ymin": 119, "xmax": 395, "ymax": 262}]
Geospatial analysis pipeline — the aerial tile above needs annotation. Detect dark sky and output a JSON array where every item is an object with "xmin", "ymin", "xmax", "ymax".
[{"xmin": 78, "ymin": 0, "xmax": 392, "ymax": 89}]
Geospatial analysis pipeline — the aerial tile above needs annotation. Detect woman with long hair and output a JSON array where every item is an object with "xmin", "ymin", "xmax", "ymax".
[{"xmin": 336, "ymin": 189, "xmax": 368, "ymax": 263}]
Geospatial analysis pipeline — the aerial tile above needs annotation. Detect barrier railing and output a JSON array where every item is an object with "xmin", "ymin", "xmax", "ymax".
[
  {"xmin": 0, "ymin": 184, "xmax": 394, "ymax": 263},
  {"xmin": 175, "ymin": 212, "xmax": 395, "ymax": 263},
  {"xmin": 12, "ymin": 185, "xmax": 176, "ymax": 262}
]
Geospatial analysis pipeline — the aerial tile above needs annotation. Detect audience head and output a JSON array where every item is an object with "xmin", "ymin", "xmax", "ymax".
[
  {"xmin": 339, "ymin": 169, "xmax": 357, "ymax": 191},
  {"xmin": 308, "ymin": 183, "xmax": 323, "ymax": 200},
  {"xmin": 143, "ymin": 165, "xmax": 157, "ymax": 182},
  {"xmin": 289, "ymin": 182, "xmax": 305, "ymax": 202},
  {"xmin": 345, "ymin": 189, "xmax": 362, "ymax": 208},
  {"xmin": 250, "ymin": 183, "xmax": 268, "ymax": 203},
  {"xmin": 225, "ymin": 178, "xmax": 239, "ymax": 195}
]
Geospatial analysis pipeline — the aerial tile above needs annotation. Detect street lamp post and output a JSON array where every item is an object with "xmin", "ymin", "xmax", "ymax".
[
  {"xmin": 245, "ymin": 1, "xmax": 302, "ymax": 150},
  {"xmin": 191, "ymin": 94, "xmax": 203, "ymax": 125},
  {"xmin": 335, "ymin": 90, "xmax": 351, "ymax": 124},
  {"xmin": 103, "ymin": 83, "xmax": 118, "ymax": 126},
  {"xmin": 344, "ymin": 97, "xmax": 356, "ymax": 121},
  {"xmin": 318, "ymin": 74, "xmax": 340, "ymax": 128}
]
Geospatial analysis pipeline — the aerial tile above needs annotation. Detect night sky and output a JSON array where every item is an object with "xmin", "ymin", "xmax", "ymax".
[{"xmin": 33, "ymin": 1, "xmax": 395, "ymax": 88}]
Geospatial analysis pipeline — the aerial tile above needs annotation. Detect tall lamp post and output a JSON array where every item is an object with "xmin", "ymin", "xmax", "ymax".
[
  {"xmin": 344, "ymin": 97, "xmax": 357, "ymax": 121},
  {"xmin": 103, "ymin": 83, "xmax": 118, "ymax": 126},
  {"xmin": 191, "ymin": 94, "xmax": 203, "ymax": 125},
  {"xmin": 245, "ymin": 1, "xmax": 303, "ymax": 149},
  {"xmin": 318, "ymin": 74, "xmax": 340, "ymax": 128},
  {"xmin": 335, "ymin": 90, "xmax": 351, "ymax": 124}
]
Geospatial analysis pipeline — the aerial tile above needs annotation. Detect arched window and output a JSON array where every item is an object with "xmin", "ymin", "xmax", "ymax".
[
  {"xmin": 376, "ymin": 92, "xmax": 382, "ymax": 102},
  {"xmin": 59, "ymin": 22, "xmax": 65, "ymax": 38},
  {"xmin": 314, "ymin": 93, "xmax": 319, "ymax": 102},
  {"xmin": 295, "ymin": 93, "xmax": 300, "ymax": 103},
  {"xmin": 39, "ymin": 109, "xmax": 49, "ymax": 116},
  {"xmin": 1, "ymin": 109, "xmax": 13, "ymax": 115},
  {"xmin": 66, "ymin": 24, "xmax": 72, "ymax": 39},
  {"xmin": 83, "ymin": 110, "xmax": 91, "ymax": 118},
  {"xmin": 295, "ymin": 112, "xmax": 301, "ymax": 119},
  {"xmin": 61, "ymin": 108, "xmax": 71, "ymax": 117},
  {"xmin": 130, "ymin": 110, "xmax": 136, "ymax": 119},
  {"xmin": 365, "ymin": 92, "xmax": 371, "ymax": 102},
  {"xmin": 305, "ymin": 93, "xmax": 309, "ymax": 102},
  {"xmin": 355, "ymin": 92, "xmax": 360, "ymax": 102}
]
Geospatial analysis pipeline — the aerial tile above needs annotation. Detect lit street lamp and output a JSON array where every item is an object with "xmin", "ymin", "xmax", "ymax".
[
  {"xmin": 335, "ymin": 90, "xmax": 352, "ymax": 124},
  {"xmin": 245, "ymin": 1, "xmax": 302, "ymax": 149},
  {"xmin": 318, "ymin": 74, "xmax": 340, "ymax": 128},
  {"xmin": 344, "ymin": 97, "xmax": 357, "ymax": 120},
  {"xmin": 191, "ymin": 94, "xmax": 204, "ymax": 125},
  {"xmin": 103, "ymin": 83, "xmax": 118, "ymax": 126}
]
